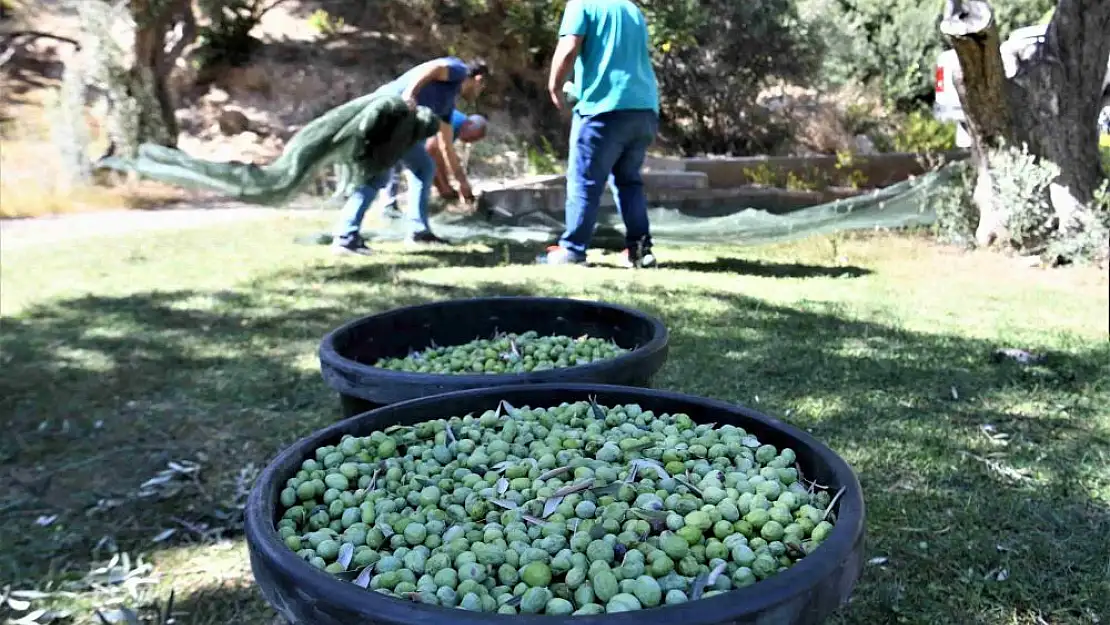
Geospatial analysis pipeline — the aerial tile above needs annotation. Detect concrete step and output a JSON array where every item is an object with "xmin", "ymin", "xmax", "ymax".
[{"xmin": 643, "ymin": 156, "xmax": 687, "ymax": 172}]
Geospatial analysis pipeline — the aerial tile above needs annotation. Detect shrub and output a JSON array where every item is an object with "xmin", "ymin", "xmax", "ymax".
[
  {"xmin": 195, "ymin": 0, "xmax": 288, "ymax": 69},
  {"xmin": 929, "ymin": 142, "xmax": 1110, "ymax": 264},
  {"xmin": 892, "ymin": 109, "xmax": 957, "ymax": 153}
]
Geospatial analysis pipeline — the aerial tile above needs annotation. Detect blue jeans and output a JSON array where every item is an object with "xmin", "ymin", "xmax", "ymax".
[
  {"xmin": 333, "ymin": 141, "xmax": 434, "ymax": 238},
  {"xmin": 559, "ymin": 109, "xmax": 659, "ymax": 257},
  {"xmin": 381, "ymin": 165, "xmax": 401, "ymax": 211}
]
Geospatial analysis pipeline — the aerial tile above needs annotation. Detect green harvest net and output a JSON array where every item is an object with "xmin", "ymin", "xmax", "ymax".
[
  {"xmin": 314, "ymin": 162, "xmax": 960, "ymax": 249},
  {"xmin": 95, "ymin": 83, "xmax": 960, "ymax": 249},
  {"xmin": 98, "ymin": 92, "xmax": 441, "ymax": 205}
]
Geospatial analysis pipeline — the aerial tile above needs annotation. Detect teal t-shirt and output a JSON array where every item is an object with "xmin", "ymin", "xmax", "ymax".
[
  {"xmin": 449, "ymin": 110, "xmax": 467, "ymax": 140},
  {"xmin": 558, "ymin": 0, "xmax": 659, "ymax": 116}
]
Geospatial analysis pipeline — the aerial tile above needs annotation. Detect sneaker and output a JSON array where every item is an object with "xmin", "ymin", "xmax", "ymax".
[
  {"xmin": 406, "ymin": 230, "xmax": 451, "ymax": 245},
  {"xmin": 620, "ymin": 242, "xmax": 657, "ymax": 268},
  {"xmin": 537, "ymin": 245, "xmax": 587, "ymax": 265},
  {"xmin": 332, "ymin": 234, "xmax": 372, "ymax": 256}
]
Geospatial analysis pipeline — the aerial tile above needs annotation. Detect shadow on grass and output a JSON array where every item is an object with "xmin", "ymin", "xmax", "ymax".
[
  {"xmin": 649, "ymin": 257, "xmax": 871, "ymax": 278},
  {"xmin": 407, "ymin": 243, "xmax": 872, "ymax": 278},
  {"xmin": 0, "ymin": 261, "xmax": 532, "ymax": 587},
  {"xmin": 91, "ymin": 581, "xmax": 277, "ymax": 625},
  {"xmin": 624, "ymin": 288, "xmax": 1110, "ymax": 624},
  {"xmin": 0, "ymin": 262, "xmax": 1107, "ymax": 623}
]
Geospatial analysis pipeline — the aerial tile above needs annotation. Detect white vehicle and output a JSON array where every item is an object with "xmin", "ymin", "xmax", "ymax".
[{"xmin": 933, "ymin": 24, "xmax": 1110, "ymax": 147}]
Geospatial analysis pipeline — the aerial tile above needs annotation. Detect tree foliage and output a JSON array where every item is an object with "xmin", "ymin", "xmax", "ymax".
[
  {"xmin": 390, "ymin": 0, "xmax": 821, "ymax": 156},
  {"xmin": 643, "ymin": 0, "xmax": 823, "ymax": 156},
  {"xmin": 808, "ymin": 0, "xmax": 1055, "ymax": 109}
]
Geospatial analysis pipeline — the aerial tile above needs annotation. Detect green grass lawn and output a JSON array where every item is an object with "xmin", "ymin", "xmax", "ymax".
[{"xmin": 1, "ymin": 211, "xmax": 1108, "ymax": 624}]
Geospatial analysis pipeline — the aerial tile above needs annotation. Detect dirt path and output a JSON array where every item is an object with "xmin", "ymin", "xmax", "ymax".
[{"xmin": 0, "ymin": 203, "xmax": 326, "ymax": 251}]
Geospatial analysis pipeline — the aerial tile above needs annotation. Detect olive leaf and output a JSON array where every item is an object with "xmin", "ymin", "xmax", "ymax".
[
  {"xmin": 552, "ymin": 479, "xmax": 594, "ymax": 498},
  {"xmin": 495, "ymin": 400, "xmax": 517, "ymax": 419},
  {"xmin": 823, "ymin": 487, "xmax": 846, "ymax": 522},
  {"xmin": 786, "ymin": 540, "xmax": 807, "ymax": 559},
  {"xmin": 587, "ymin": 395, "xmax": 606, "ymax": 421},
  {"xmin": 676, "ymin": 477, "xmax": 703, "ymax": 497},
  {"xmin": 536, "ymin": 466, "xmax": 572, "ymax": 482},
  {"xmin": 333, "ymin": 568, "xmax": 362, "ymax": 581},
  {"xmin": 490, "ymin": 499, "xmax": 519, "ymax": 510},
  {"xmin": 496, "ymin": 477, "xmax": 509, "ymax": 494},
  {"xmin": 629, "ymin": 508, "xmax": 670, "ymax": 522},
  {"xmin": 625, "ymin": 463, "xmax": 640, "ymax": 484},
  {"xmin": 504, "ymin": 595, "xmax": 523, "ymax": 607},
  {"xmin": 445, "ymin": 425, "xmax": 457, "ymax": 444},
  {"xmin": 628, "ymin": 458, "xmax": 667, "ymax": 482},
  {"xmin": 367, "ymin": 468, "xmax": 380, "ymax": 492},
  {"xmin": 337, "ymin": 542, "xmax": 355, "ymax": 570},
  {"xmin": 570, "ymin": 518, "xmax": 581, "ymax": 533},
  {"xmin": 741, "ymin": 436, "xmax": 761, "ymax": 448},
  {"xmin": 622, "ymin": 440, "xmax": 655, "ymax": 452},
  {"xmin": 705, "ymin": 561, "xmax": 728, "ymax": 587},
  {"xmin": 690, "ymin": 561, "xmax": 727, "ymax": 601},
  {"xmin": 521, "ymin": 514, "xmax": 546, "ymax": 526},
  {"xmin": 492, "ymin": 461, "xmax": 512, "ymax": 474},
  {"xmin": 541, "ymin": 496, "xmax": 564, "ymax": 518},
  {"xmin": 353, "ymin": 565, "xmax": 374, "ymax": 588},
  {"xmin": 589, "ymin": 482, "xmax": 623, "ymax": 497},
  {"xmin": 383, "ymin": 425, "xmax": 410, "ymax": 435}
]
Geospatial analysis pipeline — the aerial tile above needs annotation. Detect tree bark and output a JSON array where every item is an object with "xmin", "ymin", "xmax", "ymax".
[
  {"xmin": 130, "ymin": 0, "xmax": 181, "ymax": 145},
  {"xmin": 940, "ymin": 0, "xmax": 1110, "ymax": 250}
]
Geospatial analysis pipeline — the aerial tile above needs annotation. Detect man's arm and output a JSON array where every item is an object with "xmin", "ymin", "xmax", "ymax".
[
  {"xmin": 436, "ymin": 121, "xmax": 473, "ymax": 201},
  {"xmin": 401, "ymin": 59, "xmax": 453, "ymax": 108},
  {"xmin": 425, "ymin": 134, "xmax": 456, "ymax": 197},
  {"xmin": 549, "ymin": 1, "xmax": 586, "ymax": 109},
  {"xmin": 548, "ymin": 37, "xmax": 582, "ymax": 106}
]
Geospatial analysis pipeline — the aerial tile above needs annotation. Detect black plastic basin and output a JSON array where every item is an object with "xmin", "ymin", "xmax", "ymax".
[
  {"xmin": 318, "ymin": 297, "xmax": 669, "ymax": 416},
  {"xmin": 245, "ymin": 384, "xmax": 866, "ymax": 625}
]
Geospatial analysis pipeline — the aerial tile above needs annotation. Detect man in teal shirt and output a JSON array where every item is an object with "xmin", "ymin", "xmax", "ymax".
[{"xmin": 542, "ymin": 0, "xmax": 660, "ymax": 268}]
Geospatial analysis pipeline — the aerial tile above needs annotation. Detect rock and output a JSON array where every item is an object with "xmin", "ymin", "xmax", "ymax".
[
  {"xmin": 204, "ymin": 88, "xmax": 230, "ymax": 105},
  {"xmin": 218, "ymin": 109, "xmax": 251, "ymax": 135},
  {"xmin": 853, "ymin": 135, "xmax": 877, "ymax": 154}
]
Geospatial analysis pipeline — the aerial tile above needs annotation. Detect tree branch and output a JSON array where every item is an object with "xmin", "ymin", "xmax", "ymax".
[
  {"xmin": 939, "ymin": 0, "xmax": 993, "ymax": 38},
  {"xmin": 160, "ymin": 0, "xmax": 197, "ymax": 75},
  {"xmin": 939, "ymin": 0, "xmax": 1013, "ymax": 149},
  {"xmin": 0, "ymin": 30, "xmax": 81, "ymax": 50}
]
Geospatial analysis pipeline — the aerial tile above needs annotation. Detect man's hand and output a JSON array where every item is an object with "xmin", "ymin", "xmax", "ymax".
[
  {"xmin": 549, "ymin": 85, "xmax": 565, "ymax": 110},
  {"xmin": 458, "ymin": 180, "xmax": 476, "ymax": 203},
  {"xmin": 548, "ymin": 35, "xmax": 582, "ymax": 110}
]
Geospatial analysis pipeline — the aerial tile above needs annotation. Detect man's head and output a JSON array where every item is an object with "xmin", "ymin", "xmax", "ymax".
[
  {"xmin": 460, "ymin": 59, "xmax": 489, "ymax": 101},
  {"xmin": 456, "ymin": 114, "xmax": 488, "ymax": 143}
]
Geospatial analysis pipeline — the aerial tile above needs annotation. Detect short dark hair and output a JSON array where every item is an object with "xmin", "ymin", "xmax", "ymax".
[{"xmin": 467, "ymin": 59, "xmax": 489, "ymax": 78}]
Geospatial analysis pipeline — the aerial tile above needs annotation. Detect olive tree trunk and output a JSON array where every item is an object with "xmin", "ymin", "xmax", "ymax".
[
  {"xmin": 940, "ymin": 0, "xmax": 1110, "ymax": 249},
  {"xmin": 73, "ymin": 0, "xmax": 195, "ymax": 163}
]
